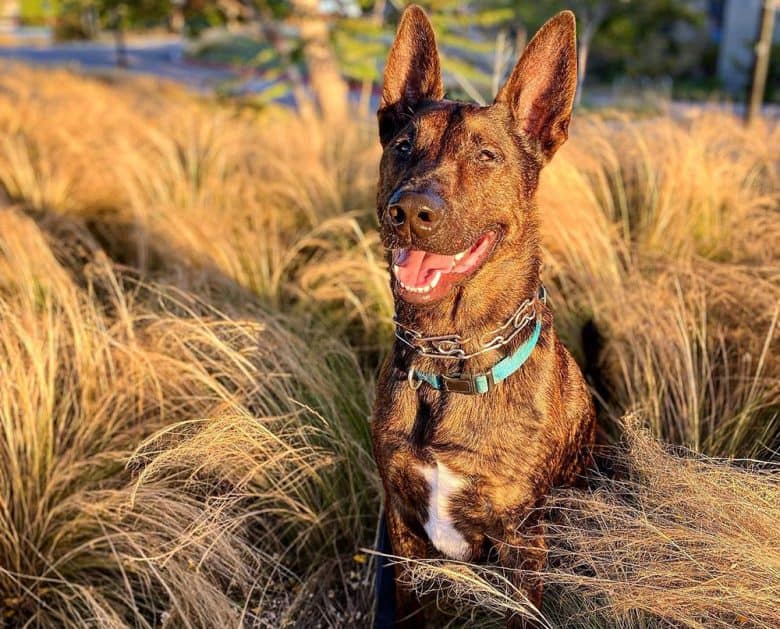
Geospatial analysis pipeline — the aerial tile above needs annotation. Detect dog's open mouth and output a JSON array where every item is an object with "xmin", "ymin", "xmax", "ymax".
[{"xmin": 391, "ymin": 231, "xmax": 498, "ymax": 303}]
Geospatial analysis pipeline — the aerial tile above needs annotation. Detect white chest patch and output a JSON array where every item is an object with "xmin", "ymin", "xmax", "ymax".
[{"xmin": 418, "ymin": 462, "xmax": 470, "ymax": 560}]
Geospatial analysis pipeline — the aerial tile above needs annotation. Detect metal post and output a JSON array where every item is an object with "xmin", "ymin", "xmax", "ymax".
[{"xmin": 747, "ymin": 0, "xmax": 777, "ymax": 124}]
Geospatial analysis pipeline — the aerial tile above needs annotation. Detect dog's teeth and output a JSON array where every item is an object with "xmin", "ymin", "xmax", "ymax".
[
  {"xmin": 398, "ymin": 272, "xmax": 441, "ymax": 294},
  {"xmin": 454, "ymin": 251, "xmax": 466, "ymax": 261},
  {"xmin": 393, "ymin": 264, "xmax": 400, "ymax": 276}
]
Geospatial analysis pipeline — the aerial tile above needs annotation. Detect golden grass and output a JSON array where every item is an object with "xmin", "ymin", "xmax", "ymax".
[
  {"xmin": 391, "ymin": 418, "xmax": 780, "ymax": 628},
  {"xmin": 540, "ymin": 112, "xmax": 780, "ymax": 457},
  {"xmin": 1, "ymin": 209, "xmax": 257, "ymax": 626},
  {"xmin": 0, "ymin": 67, "xmax": 389, "ymax": 341},
  {"xmin": 0, "ymin": 65, "xmax": 778, "ymax": 626},
  {"xmin": 0, "ymin": 207, "xmax": 375, "ymax": 626},
  {"xmin": 544, "ymin": 418, "xmax": 780, "ymax": 628}
]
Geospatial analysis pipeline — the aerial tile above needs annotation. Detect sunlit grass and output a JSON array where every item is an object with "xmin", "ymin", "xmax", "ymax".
[
  {"xmin": 0, "ymin": 207, "xmax": 375, "ymax": 626},
  {"xmin": 391, "ymin": 418, "xmax": 780, "ymax": 628},
  {"xmin": 0, "ymin": 65, "xmax": 778, "ymax": 627}
]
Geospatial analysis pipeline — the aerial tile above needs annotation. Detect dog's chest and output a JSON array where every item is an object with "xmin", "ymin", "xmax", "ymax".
[{"xmin": 417, "ymin": 460, "xmax": 470, "ymax": 560}]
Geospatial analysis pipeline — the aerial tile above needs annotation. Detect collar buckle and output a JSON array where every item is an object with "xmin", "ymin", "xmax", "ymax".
[
  {"xmin": 440, "ymin": 370, "xmax": 494, "ymax": 395},
  {"xmin": 441, "ymin": 374, "xmax": 476, "ymax": 394}
]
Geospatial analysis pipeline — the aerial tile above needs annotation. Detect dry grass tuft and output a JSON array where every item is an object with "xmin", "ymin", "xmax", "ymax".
[
  {"xmin": 0, "ymin": 207, "xmax": 375, "ymax": 626},
  {"xmin": 1, "ymin": 209, "xmax": 260, "ymax": 626},
  {"xmin": 543, "ymin": 417, "xmax": 780, "ymax": 628},
  {"xmin": 0, "ymin": 66, "xmax": 389, "ymax": 342},
  {"xmin": 389, "ymin": 418, "xmax": 780, "ymax": 628},
  {"xmin": 0, "ymin": 65, "xmax": 779, "ymax": 627},
  {"xmin": 540, "ymin": 112, "xmax": 780, "ymax": 457}
]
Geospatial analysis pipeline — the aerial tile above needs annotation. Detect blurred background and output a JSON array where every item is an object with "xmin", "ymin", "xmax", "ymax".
[{"xmin": 0, "ymin": 0, "xmax": 777, "ymax": 115}]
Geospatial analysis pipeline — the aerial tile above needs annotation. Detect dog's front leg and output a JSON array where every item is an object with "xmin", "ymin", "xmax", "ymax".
[
  {"xmin": 384, "ymin": 505, "xmax": 429, "ymax": 627},
  {"xmin": 496, "ymin": 521, "xmax": 547, "ymax": 629}
]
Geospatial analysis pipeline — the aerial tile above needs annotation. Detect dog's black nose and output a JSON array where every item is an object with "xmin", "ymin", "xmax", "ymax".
[{"xmin": 386, "ymin": 190, "xmax": 444, "ymax": 238}]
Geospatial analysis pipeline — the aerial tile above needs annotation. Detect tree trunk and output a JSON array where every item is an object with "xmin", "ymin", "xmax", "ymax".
[
  {"xmin": 359, "ymin": 0, "xmax": 386, "ymax": 115},
  {"xmin": 111, "ymin": 7, "xmax": 128, "ymax": 69},
  {"xmin": 256, "ymin": 13, "xmax": 315, "ymax": 119},
  {"xmin": 217, "ymin": 0, "xmax": 251, "ymax": 31},
  {"xmin": 574, "ymin": 2, "xmax": 609, "ymax": 107},
  {"xmin": 575, "ymin": 32, "xmax": 591, "ymax": 106},
  {"xmin": 292, "ymin": 0, "xmax": 349, "ymax": 121},
  {"xmin": 170, "ymin": 3, "xmax": 185, "ymax": 34},
  {"xmin": 747, "ymin": 0, "xmax": 777, "ymax": 124}
]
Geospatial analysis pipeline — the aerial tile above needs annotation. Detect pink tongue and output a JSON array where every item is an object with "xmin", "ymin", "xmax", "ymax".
[{"xmin": 395, "ymin": 250, "xmax": 455, "ymax": 287}]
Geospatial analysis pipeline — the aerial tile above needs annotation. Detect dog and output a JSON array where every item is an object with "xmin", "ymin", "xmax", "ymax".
[{"xmin": 371, "ymin": 6, "xmax": 596, "ymax": 627}]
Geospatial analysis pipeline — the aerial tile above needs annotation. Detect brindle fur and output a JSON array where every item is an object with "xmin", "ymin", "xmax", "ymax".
[{"xmin": 372, "ymin": 6, "xmax": 595, "ymax": 627}]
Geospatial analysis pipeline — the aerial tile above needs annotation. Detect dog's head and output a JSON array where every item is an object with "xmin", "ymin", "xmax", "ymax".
[{"xmin": 377, "ymin": 6, "xmax": 577, "ymax": 307}]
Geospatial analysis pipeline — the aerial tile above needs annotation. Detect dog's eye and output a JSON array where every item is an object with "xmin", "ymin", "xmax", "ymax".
[
  {"xmin": 395, "ymin": 139, "xmax": 412, "ymax": 156},
  {"xmin": 477, "ymin": 148, "xmax": 500, "ymax": 163}
]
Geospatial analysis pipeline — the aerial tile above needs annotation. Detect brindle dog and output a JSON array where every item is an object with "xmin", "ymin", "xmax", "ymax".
[{"xmin": 371, "ymin": 6, "xmax": 596, "ymax": 627}]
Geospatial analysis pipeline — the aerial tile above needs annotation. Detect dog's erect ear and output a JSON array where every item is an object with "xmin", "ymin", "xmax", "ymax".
[
  {"xmin": 378, "ymin": 5, "xmax": 443, "ymax": 146},
  {"xmin": 494, "ymin": 11, "xmax": 577, "ymax": 161}
]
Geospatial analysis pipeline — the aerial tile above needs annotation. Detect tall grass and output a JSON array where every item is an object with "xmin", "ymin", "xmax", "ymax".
[
  {"xmin": 0, "ymin": 65, "xmax": 778, "ymax": 626},
  {"xmin": 0, "ymin": 68, "xmax": 389, "ymax": 343},
  {"xmin": 541, "ymin": 112, "xmax": 780, "ymax": 457},
  {"xmin": 0, "ymin": 207, "xmax": 375, "ymax": 626},
  {"xmin": 396, "ymin": 418, "xmax": 780, "ymax": 628}
]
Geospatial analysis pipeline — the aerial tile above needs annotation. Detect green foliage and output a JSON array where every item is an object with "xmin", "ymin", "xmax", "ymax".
[
  {"xmin": 594, "ymin": 1, "xmax": 706, "ymax": 79},
  {"xmin": 403, "ymin": 1, "xmax": 518, "ymax": 101},
  {"xmin": 513, "ymin": 0, "xmax": 706, "ymax": 82},
  {"xmin": 53, "ymin": 0, "xmax": 92, "ymax": 39},
  {"xmin": 182, "ymin": 2, "xmax": 227, "ymax": 36},
  {"xmin": 331, "ymin": 1, "xmax": 520, "ymax": 102},
  {"xmin": 51, "ymin": 0, "xmax": 720, "ymax": 103},
  {"xmin": 193, "ymin": 34, "xmax": 294, "ymax": 103},
  {"xmin": 56, "ymin": 0, "xmax": 172, "ymax": 32},
  {"xmin": 194, "ymin": 33, "xmax": 269, "ymax": 65},
  {"xmin": 330, "ymin": 0, "xmax": 711, "ymax": 103},
  {"xmin": 19, "ymin": 0, "xmax": 61, "ymax": 22},
  {"xmin": 331, "ymin": 15, "xmax": 388, "ymax": 84}
]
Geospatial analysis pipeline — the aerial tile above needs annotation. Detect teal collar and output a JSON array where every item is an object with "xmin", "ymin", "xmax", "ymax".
[{"xmin": 408, "ymin": 315, "xmax": 542, "ymax": 395}]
